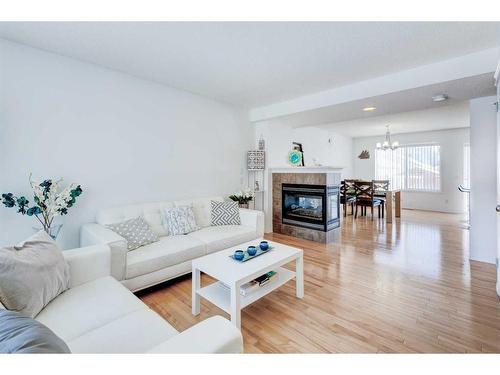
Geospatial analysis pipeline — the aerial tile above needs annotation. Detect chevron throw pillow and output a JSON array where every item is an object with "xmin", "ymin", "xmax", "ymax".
[{"xmin": 211, "ymin": 201, "xmax": 241, "ymax": 226}]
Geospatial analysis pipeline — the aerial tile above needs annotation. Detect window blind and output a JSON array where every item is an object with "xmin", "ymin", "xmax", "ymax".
[{"xmin": 375, "ymin": 144, "xmax": 441, "ymax": 192}]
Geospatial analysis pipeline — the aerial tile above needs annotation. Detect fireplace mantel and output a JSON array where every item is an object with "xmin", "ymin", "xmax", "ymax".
[{"xmin": 269, "ymin": 166, "xmax": 344, "ymax": 174}]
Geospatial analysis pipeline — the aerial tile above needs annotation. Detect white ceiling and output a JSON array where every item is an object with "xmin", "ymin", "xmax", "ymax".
[
  {"xmin": 319, "ymin": 101, "xmax": 470, "ymax": 138},
  {"xmin": 0, "ymin": 22, "xmax": 498, "ymax": 108},
  {"xmin": 261, "ymin": 72, "xmax": 495, "ymax": 129}
]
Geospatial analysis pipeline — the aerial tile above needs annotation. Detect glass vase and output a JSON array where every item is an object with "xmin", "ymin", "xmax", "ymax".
[{"xmin": 33, "ymin": 224, "xmax": 63, "ymax": 240}]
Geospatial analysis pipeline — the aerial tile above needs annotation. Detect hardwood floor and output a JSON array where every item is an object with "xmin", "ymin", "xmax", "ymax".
[{"xmin": 138, "ymin": 209, "xmax": 500, "ymax": 353}]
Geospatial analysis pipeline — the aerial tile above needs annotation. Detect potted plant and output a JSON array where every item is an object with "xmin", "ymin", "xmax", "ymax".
[
  {"xmin": 1, "ymin": 174, "xmax": 83, "ymax": 239},
  {"xmin": 229, "ymin": 189, "xmax": 254, "ymax": 209}
]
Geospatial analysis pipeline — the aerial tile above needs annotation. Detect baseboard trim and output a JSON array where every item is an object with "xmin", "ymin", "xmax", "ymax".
[{"xmin": 469, "ymin": 256, "xmax": 496, "ymax": 265}]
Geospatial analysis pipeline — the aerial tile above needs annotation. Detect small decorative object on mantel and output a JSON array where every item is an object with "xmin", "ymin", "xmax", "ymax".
[
  {"xmin": 247, "ymin": 150, "xmax": 265, "ymax": 170},
  {"xmin": 287, "ymin": 149, "xmax": 303, "ymax": 166},
  {"xmin": 358, "ymin": 150, "xmax": 370, "ymax": 159},
  {"xmin": 311, "ymin": 158, "xmax": 323, "ymax": 166},
  {"xmin": 254, "ymin": 180, "xmax": 260, "ymax": 191},
  {"xmin": 228, "ymin": 189, "xmax": 254, "ymax": 209},
  {"xmin": 292, "ymin": 142, "xmax": 305, "ymax": 166},
  {"xmin": 1, "ymin": 174, "xmax": 83, "ymax": 239}
]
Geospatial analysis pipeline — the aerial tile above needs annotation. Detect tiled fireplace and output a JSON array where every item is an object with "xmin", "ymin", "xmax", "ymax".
[{"xmin": 272, "ymin": 168, "xmax": 342, "ymax": 243}]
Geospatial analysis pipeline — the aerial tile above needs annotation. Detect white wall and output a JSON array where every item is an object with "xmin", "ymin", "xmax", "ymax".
[
  {"xmin": 254, "ymin": 121, "xmax": 354, "ymax": 175},
  {"xmin": 496, "ymin": 73, "xmax": 500, "ymax": 294},
  {"xmin": 253, "ymin": 120, "xmax": 354, "ymax": 232},
  {"xmin": 0, "ymin": 39, "xmax": 252, "ymax": 249},
  {"xmin": 470, "ymin": 96, "xmax": 498, "ymax": 265},
  {"xmin": 353, "ymin": 128, "xmax": 470, "ymax": 213}
]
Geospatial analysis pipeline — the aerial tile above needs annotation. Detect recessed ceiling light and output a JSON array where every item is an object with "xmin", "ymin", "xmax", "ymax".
[
  {"xmin": 363, "ymin": 106, "xmax": 376, "ymax": 112},
  {"xmin": 432, "ymin": 94, "xmax": 448, "ymax": 102}
]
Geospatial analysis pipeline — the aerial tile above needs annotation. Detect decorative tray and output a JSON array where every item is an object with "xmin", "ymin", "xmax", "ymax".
[{"xmin": 229, "ymin": 246, "xmax": 274, "ymax": 262}]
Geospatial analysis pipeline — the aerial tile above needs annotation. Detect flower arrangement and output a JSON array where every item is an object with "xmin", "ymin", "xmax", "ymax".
[
  {"xmin": 229, "ymin": 188, "xmax": 254, "ymax": 206},
  {"xmin": 1, "ymin": 174, "xmax": 83, "ymax": 239}
]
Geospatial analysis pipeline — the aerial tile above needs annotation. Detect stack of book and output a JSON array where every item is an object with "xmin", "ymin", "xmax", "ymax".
[{"xmin": 220, "ymin": 271, "xmax": 279, "ymax": 296}]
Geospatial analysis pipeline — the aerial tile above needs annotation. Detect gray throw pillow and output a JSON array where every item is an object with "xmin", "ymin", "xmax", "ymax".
[
  {"xmin": 0, "ymin": 231, "xmax": 70, "ymax": 318},
  {"xmin": 0, "ymin": 310, "xmax": 70, "ymax": 353},
  {"xmin": 106, "ymin": 216, "xmax": 159, "ymax": 250},
  {"xmin": 211, "ymin": 201, "xmax": 241, "ymax": 226},
  {"xmin": 162, "ymin": 206, "xmax": 199, "ymax": 235}
]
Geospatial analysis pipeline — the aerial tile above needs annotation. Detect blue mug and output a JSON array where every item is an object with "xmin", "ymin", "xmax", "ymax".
[
  {"xmin": 234, "ymin": 250, "xmax": 245, "ymax": 261},
  {"xmin": 259, "ymin": 241, "xmax": 269, "ymax": 251},
  {"xmin": 247, "ymin": 246, "xmax": 257, "ymax": 256}
]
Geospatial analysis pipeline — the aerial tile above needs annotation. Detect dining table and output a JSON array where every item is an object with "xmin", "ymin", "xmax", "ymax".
[
  {"xmin": 345, "ymin": 182, "xmax": 401, "ymax": 223},
  {"xmin": 374, "ymin": 189, "xmax": 401, "ymax": 223}
]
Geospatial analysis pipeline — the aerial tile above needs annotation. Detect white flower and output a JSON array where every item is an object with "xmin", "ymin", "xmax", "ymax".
[{"xmin": 242, "ymin": 188, "xmax": 254, "ymax": 198}]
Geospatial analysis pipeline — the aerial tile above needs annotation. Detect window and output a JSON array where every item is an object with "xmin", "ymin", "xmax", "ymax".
[{"xmin": 375, "ymin": 144, "xmax": 441, "ymax": 192}]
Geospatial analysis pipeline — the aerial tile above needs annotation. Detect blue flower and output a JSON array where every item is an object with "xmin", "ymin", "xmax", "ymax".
[
  {"xmin": 40, "ymin": 180, "xmax": 53, "ymax": 196},
  {"xmin": 16, "ymin": 196, "xmax": 29, "ymax": 214},
  {"xmin": 1, "ymin": 193, "xmax": 16, "ymax": 208},
  {"xmin": 26, "ymin": 206, "xmax": 42, "ymax": 216},
  {"xmin": 70, "ymin": 185, "xmax": 82, "ymax": 198}
]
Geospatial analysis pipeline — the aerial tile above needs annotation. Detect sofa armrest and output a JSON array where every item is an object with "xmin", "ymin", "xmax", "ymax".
[
  {"xmin": 80, "ymin": 223, "xmax": 128, "ymax": 281},
  {"xmin": 146, "ymin": 316, "xmax": 243, "ymax": 353},
  {"xmin": 63, "ymin": 245, "xmax": 111, "ymax": 288},
  {"xmin": 239, "ymin": 208, "xmax": 265, "ymax": 237},
  {"xmin": 80, "ymin": 222, "xmax": 126, "ymax": 245}
]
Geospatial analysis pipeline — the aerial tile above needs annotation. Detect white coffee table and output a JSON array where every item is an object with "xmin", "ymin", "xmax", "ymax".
[{"xmin": 192, "ymin": 239, "xmax": 304, "ymax": 329}]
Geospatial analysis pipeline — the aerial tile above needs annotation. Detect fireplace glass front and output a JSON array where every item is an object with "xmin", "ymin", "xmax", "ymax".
[
  {"xmin": 284, "ymin": 193, "xmax": 323, "ymax": 221},
  {"xmin": 282, "ymin": 183, "xmax": 340, "ymax": 232},
  {"xmin": 281, "ymin": 184, "xmax": 325, "ymax": 230}
]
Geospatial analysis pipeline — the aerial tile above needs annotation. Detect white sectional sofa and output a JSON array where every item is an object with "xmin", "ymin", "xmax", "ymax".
[
  {"xmin": 80, "ymin": 196, "xmax": 265, "ymax": 291},
  {"xmin": 0, "ymin": 243, "xmax": 243, "ymax": 353}
]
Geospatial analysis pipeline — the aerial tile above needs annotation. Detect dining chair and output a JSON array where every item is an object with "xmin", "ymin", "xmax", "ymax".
[
  {"xmin": 372, "ymin": 180, "xmax": 389, "ymax": 218},
  {"xmin": 354, "ymin": 181, "xmax": 384, "ymax": 220},
  {"xmin": 340, "ymin": 179, "xmax": 356, "ymax": 217},
  {"xmin": 372, "ymin": 180, "xmax": 390, "ymax": 194}
]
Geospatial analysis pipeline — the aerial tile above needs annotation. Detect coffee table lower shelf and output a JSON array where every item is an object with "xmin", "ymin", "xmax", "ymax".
[{"xmin": 196, "ymin": 267, "xmax": 295, "ymax": 313}]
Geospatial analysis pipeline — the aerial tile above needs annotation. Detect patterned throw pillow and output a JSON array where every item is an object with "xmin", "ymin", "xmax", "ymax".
[
  {"xmin": 162, "ymin": 206, "xmax": 199, "ymax": 235},
  {"xmin": 211, "ymin": 201, "xmax": 241, "ymax": 226},
  {"xmin": 106, "ymin": 217, "xmax": 159, "ymax": 250}
]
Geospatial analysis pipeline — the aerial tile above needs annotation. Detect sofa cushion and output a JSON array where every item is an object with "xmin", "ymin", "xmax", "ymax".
[
  {"xmin": 187, "ymin": 225, "xmax": 257, "ymax": 254},
  {"xmin": 126, "ymin": 235, "xmax": 206, "ymax": 279},
  {"xmin": 96, "ymin": 202, "xmax": 174, "ymax": 237},
  {"xmin": 67, "ymin": 309, "xmax": 178, "ymax": 353},
  {"xmin": 174, "ymin": 197, "xmax": 223, "ymax": 228},
  {"xmin": 0, "ymin": 310, "xmax": 70, "ymax": 353},
  {"xmin": 36, "ymin": 276, "xmax": 145, "ymax": 341},
  {"xmin": 146, "ymin": 316, "xmax": 243, "ymax": 354},
  {"xmin": 0, "ymin": 231, "xmax": 70, "ymax": 318}
]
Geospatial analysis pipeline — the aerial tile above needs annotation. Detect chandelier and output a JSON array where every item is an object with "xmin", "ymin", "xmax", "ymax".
[{"xmin": 376, "ymin": 125, "xmax": 399, "ymax": 150}]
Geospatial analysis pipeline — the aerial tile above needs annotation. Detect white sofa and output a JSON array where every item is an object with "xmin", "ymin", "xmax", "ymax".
[
  {"xmin": 80, "ymin": 196, "xmax": 265, "ymax": 292},
  {"xmin": 0, "ymin": 243, "xmax": 243, "ymax": 353}
]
